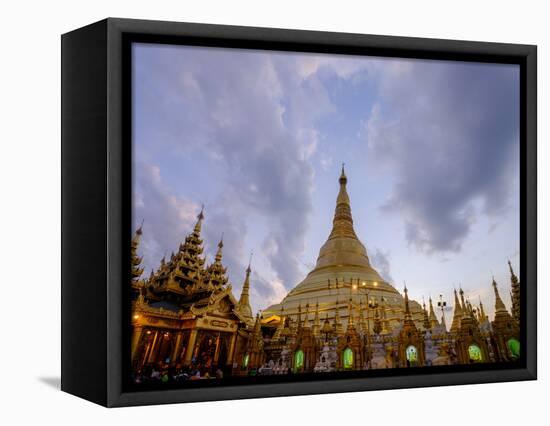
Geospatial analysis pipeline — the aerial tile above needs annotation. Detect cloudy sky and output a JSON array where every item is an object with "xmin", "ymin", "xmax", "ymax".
[{"xmin": 132, "ymin": 43, "xmax": 520, "ymax": 320}]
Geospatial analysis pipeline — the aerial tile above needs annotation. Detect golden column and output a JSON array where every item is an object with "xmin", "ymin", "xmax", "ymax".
[
  {"xmin": 170, "ymin": 331, "xmax": 183, "ymax": 364},
  {"xmin": 146, "ymin": 331, "xmax": 160, "ymax": 364},
  {"xmin": 183, "ymin": 329, "xmax": 198, "ymax": 366},
  {"xmin": 213, "ymin": 333, "xmax": 221, "ymax": 364},
  {"xmin": 227, "ymin": 332, "xmax": 237, "ymax": 365},
  {"xmin": 131, "ymin": 326, "xmax": 144, "ymax": 363}
]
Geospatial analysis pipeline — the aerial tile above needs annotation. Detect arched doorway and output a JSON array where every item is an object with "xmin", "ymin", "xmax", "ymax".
[
  {"xmin": 242, "ymin": 353, "xmax": 250, "ymax": 369},
  {"xmin": 406, "ymin": 345, "xmax": 418, "ymax": 367},
  {"xmin": 343, "ymin": 347, "xmax": 354, "ymax": 370},
  {"xmin": 294, "ymin": 349, "xmax": 304, "ymax": 371},
  {"xmin": 507, "ymin": 338, "xmax": 520, "ymax": 359},
  {"xmin": 468, "ymin": 344, "xmax": 483, "ymax": 362}
]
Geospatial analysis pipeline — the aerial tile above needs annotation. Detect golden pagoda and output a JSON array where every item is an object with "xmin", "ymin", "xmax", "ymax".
[{"xmin": 263, "ymin": 165, "xmax": 425, "ymax": 331}]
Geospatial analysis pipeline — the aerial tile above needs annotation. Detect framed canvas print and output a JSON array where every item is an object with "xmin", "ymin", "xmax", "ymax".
[{"xmin": 61, "ymin": 18, "xmax": 537, "ymax": 407}]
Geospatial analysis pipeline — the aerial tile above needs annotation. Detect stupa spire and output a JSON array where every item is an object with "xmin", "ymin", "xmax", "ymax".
[
  {"xmin": 508, "ymin": 260, "xmax": 520, "ymax": 324},
  {"xmin": 422, "ymin": 297, "xmax": 431, "ymax": 329},
  {"xmin": 403, "ymin": 284, "xmax": 412, "ymax": 320},
  {"xmin": 492, "ymin": 276, "xmax": 508, "ymax": 314},
  {"xmin": 204, "ymin": 233, "xmax": 228, "ymax": 288},
  {"xmin": 300, "ymin": 167, "xmax": 381, "ymax": 281},
  {"xmin": 273, "ymin": 305, "xmax": 285, "ymax": 341},
  {"xmin": 450, "ymin": 288, "xmax": 463, "ymax": 333},
  {"xmin": 214, "ymin": 234, "xmax": 224, "ymax": 262},
  {"xmin": 478, "ymin": 296, "xmax": 487, "ymax": 323},
  {"xmin": 328, "ymin": 163, "xmax": 358, "ymax": 241},
  {"xmin": 131, "ymin": 222, "xmax": 144, "ymax": 284},
  {"xmin": 252, "ymin": 313, "xmax": 262, "ymax": 336},
  {"xmin": 237, "ymin": 252, "xmax": 253, "ymax": 321},
  {"xmin": 459, "ymin": 286, "xmax": 466, "ymax": 313}
]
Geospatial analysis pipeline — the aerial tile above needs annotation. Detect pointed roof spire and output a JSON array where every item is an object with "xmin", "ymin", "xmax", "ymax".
[
  {"xmin": 459, "ymin": 286, "xmax": 466, "ymax": 312},
  {"xmin": 403, "ymin": 283, "xmax": 412, "ymax": 320},
  {"xmin": 339, "ymin": 162, "xmax": 347, "ymax": 185},
  {"xmin": 237, "ymin": 254, "xmax": 253, "ymax": 321},
  {"xmin": 465, "ymin": 298, "xmax": 475, "ymax": 320},
  {"xmin": 131, "ymin": 223, "xmax": 144, "ymax": 283},
  {"xmin": 273, "ymin": 305, "xmax": 285, "ymax": 341},
  {"xmin": 136, "ymin": 219, "xmax": 144, "ymax": 236},
  {"xmin": 302, "ymin": 167, "xmax": 381, "ymax": 280},
  {"xmin": 214, "ymin": 233, "xmax": 224, "ymax": 262},
  {"xmin": 492, "ymin": 276, "xmax": 508, "ymax": 314},
  {"xmin": 194, "ymin": 204, "xmax": 205, "ymax": 233},
  {"xmin": 478, "ymin": 296, "xmax": 487, "ymax": 323},
  {"xmin": 508, "ymin": 260, "xmax": 520, "ymax": 324},
  {"xmin": 246, "ymin": 250, "xmax": 253, "ymax": 274},
  {"xmin": 450, "ymin": 288, "xmax": 463, "ymax": 333},
  {"xmin": 252, "ymin": 312, "xmax": 262, "ymax": 335},
  {"xmin": 422, "ymin": 297, "xmax": 431, "ymax": 329},
  {"xmin": 132, "ymin": 221, "xmax": 144, "ymax": 249}
]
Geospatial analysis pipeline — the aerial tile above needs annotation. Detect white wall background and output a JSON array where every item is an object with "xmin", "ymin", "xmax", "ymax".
[{"xmin": 0, "ymin": 0, "xmax": 546, "ymax": 424}]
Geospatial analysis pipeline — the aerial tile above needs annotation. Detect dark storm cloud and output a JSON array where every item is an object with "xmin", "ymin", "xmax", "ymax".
[
  {"xmin": 133, "ymin": 45, "xmax": 336, "ymax": 303},
  {"xmin": 133, "ymin": 163, "xmax": 200, "ymax": 275},
  {"xmin": 364, "ymin": 61, "xmax": 519, "ymax": 253}
]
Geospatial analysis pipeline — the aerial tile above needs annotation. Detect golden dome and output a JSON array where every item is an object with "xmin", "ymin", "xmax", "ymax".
[{"xmin": 263, "ymin": 165, "xmax": 425, "ymax": 329}]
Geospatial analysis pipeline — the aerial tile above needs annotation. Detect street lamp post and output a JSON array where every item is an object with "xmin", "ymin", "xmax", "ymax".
[
  {"xmin": 354, "ymin": 280, "xmax": 379, "ymax": 369},
  {"xmin": 437, "ymin": 295, "xmax": 447, "ymax": 331}
]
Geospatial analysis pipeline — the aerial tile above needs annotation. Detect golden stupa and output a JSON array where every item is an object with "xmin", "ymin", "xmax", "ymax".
[{"xmin": 263, "ymin": 166, "xmax": 425, "ymax": 331}]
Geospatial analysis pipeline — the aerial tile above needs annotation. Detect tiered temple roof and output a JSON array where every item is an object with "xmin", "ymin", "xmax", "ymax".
[{"xmin": 133, "ymin": 207, "xmax": 254, "ymax": 324}]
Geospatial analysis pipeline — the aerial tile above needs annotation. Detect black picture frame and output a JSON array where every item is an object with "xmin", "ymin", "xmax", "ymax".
[{"xmin": 61, "ymin": 17, "xmax": 537, "ymax": 407}]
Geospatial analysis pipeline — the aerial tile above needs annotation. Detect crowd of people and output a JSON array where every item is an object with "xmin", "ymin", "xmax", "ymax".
[{"xmin": 132, "ymin": 363, "xmax": 226, "ymax": 384}]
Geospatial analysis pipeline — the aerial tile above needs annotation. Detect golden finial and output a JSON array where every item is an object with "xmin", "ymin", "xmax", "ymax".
[
  {"xmin": 194, "ymin": 204, "xmax": 205, "ymax": 232},
  {"xmin": 136, "ymin": 218, "xmax": 144, "ymax": 235},
  {"xmin": 214, "ymin": 233, "xmax": 224, "ymax": 262},
  {"xmin": 246, "ymin": 250, "xmax": 253, "ymax": 274},
  {"xmin": 339, "ymin": 162, "xmax": 347, "ymax": 185},
  {"xmin": 492, "ymin": 276, "xmax": 507, "ymax": 313}
]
